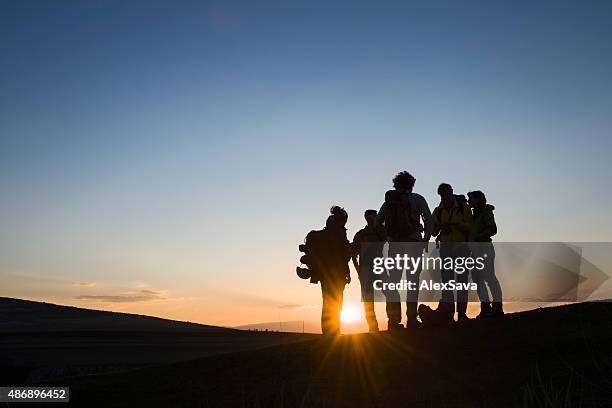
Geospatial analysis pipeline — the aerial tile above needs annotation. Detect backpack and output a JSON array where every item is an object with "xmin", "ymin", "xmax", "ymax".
[
  {"xmin": 298, "ymin": 225, "xmax": 351, "ymax": 283},
  {"xmin": 383, "ymin": 190, "xmax": 420, "ymax": 240},
  {"xmin": 297, "ymin": 228, "xmax": 332, "ymax": 284},
  {"xmin": 418, "ymin": 304, "xmax": 453, "ymax": 327}
]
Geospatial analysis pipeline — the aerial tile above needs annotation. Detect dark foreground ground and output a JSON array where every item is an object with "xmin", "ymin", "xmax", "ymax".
[
  {"xmin": 3, "ymin": 300, "xmax": 612, "ymax": 407},
  {"xmin": 0, "ymin": 297, "xmax": 317, "ymax": 385}
]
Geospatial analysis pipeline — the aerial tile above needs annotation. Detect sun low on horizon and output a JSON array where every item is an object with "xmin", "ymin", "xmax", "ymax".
[{"xmin": 340, "ymin": 303, "xmax": 361, "ymax": 324}]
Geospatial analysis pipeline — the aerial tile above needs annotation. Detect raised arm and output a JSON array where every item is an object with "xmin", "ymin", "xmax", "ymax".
[
  {"xmin": 431, "ymin": 207, "xmax": 441, "ymax": 237},
  {"xmin": 351, "ymin": 231, "xmax": 361, "ymax": 272}
]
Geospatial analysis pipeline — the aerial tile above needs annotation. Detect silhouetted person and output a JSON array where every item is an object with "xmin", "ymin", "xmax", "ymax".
[
  {"xmin": 432, "ymin": 183, "xmax": 472, "ymax": 322},
  {"xmin": 318, "ymin": 206, "xmax": 352, "ymax": 335},
  {"xmin": 352, "ymin": 209, "xmax": 386, "ymax": 332},
  {"xmin": 467, "ymin": 190, "xmax": 503, "ymax": 317},
  {"xmin": 376, "ymin": 171, "xmax": 432, "ymax": 330}
]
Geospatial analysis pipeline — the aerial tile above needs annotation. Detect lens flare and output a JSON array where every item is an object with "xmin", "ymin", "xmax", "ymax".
[{"xmin": 340, "ymin": 304, "xmax": 359, "ymax": 324}]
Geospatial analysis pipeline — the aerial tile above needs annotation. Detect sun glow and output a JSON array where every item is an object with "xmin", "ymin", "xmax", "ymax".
[{"xmin": 340, "ymin": 304, "xmax": 360, "ymax": 324}]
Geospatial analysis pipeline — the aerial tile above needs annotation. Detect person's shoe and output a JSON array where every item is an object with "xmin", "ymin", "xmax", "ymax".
[
  {"xmin": 457, "ymin": 313, "xmax": 471, "ymax": 322},
  {"xmin": 387, "ymin": 323, "xmax": 404, "ymax": 332},
  {"xmin": 406, "ymin": 317, "xmax": 421, "ymax": 330},
  {"xmin": 492, "ymin": 302, "xmax": 505, "ymax": 317},
  {"xmin": 435, "ymin": 303, "xmax": 455, "ymax": 324},
  {"xmin": 320, "ymin": 332, "xmax": 340, "ymax": 342},
  {"xmin": 476, "ymin": 302, "xmax": 493, "ymax": 319}
]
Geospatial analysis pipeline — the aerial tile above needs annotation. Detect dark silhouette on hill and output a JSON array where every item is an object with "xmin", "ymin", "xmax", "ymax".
[
  {"xmin": 352, "ymin": 209, "xmax": 386, "ymax": 332},
  {"xmin": 432, "ymin": 182, "xmax": 473, "ymax": 323},
  {"xmin": 297, "ymin": 206, "xmax": 352, "ymax": 335},
  {"xmin": 468, "ymin": 190, "xmax": 503, "ymax": 318},
  {"xmin": 29, "ymin": 301, "xmax": 612, "ymax": 407},
  {"xmin": 375, "ymin": 171, "xmax": 432, "ymax": 331}
]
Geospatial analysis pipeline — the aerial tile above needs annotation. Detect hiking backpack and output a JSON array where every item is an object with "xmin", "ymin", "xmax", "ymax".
[
  {"xmin": 383, "ymin": 190, "xmax": 421, "ymax": 240},
  {"xmin": 297, "ymin": 229, "xmax": 330, "ymax": 284}
]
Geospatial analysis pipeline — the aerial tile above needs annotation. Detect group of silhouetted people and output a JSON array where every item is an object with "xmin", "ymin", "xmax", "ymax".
[{"xmin": 298, "ymin": 171, "xmax": 503, "ymax": 336}]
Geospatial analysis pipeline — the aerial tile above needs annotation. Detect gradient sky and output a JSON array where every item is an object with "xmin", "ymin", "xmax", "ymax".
[{"xmin": 1, "ymin": 1, "xmax": 612, "ymax": 328}]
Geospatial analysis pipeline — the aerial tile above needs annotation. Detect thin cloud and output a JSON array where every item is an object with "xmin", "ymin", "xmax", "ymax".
[
  {"xmin": 277, "ymin": 304, "xmax": 316, "ymax": 311},
  {"xmin": 277, "ymin": 304, "xmax": 301, "ymax": 310},
  {"xmin": 75, "ymin": 290, "xmax": 164, "ymax": 303},
  {"xmin": 139, "ymin": 289, "xmax": 160, "ymax": 295},
  {"xmin": 71, "ymin": 282, "xmax": 96, "ymax": 288}
]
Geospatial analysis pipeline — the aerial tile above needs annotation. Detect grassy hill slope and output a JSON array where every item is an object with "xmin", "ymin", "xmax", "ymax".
[{"xmin": 44, "ymin": 302, "xmax": 612, "ymax": 407}]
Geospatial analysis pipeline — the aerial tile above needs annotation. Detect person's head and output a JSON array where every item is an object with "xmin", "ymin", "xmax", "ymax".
[
  {"xmin": 328, "ymin": 205, "xmax": 348, "ymax": 228},
  {"xmin": 437, "ymin": 183, "xmax": 454, "ymax": 206},
  {"xmin": 467, "ymin": 190, "xmax": 487, "ymax": 209},
  {"xmin": 364, "ymin": 209, "xmax": 377, "ymax": 226},
  {"xmin": 392, "ymin": 171, "xmax": 416, "ymax": 191}
]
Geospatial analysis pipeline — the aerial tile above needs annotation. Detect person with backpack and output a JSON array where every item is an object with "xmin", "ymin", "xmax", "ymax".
[
  {"xmin": 352, "ymin": 209, "xmax": 386, "ymax": 332},
  {"xmin": 376, "ymin": 171, "xmax": 432, "ymax": 331},
  {"xmin": 431, "ymin": 183, "xmax": 473, "ymax": 322},
  {"xmin": 298, "ymin": 206, "xmax": 351, "ymax": 335},
  {"xmin": 467, "ymin": 190, "xmax": 503, "ymax": 318}
]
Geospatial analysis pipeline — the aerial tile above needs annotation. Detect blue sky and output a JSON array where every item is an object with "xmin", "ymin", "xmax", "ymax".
[{"xmin": 1, "ymin": 1, "xmax": 611, "ymax": 325}]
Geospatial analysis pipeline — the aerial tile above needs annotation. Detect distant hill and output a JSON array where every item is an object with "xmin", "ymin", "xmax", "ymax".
[
  {"xmin": 235, "ymin": 320, "xmax": 369, "ymax": 334},
  {"xmin": 236, "ymin": 320, "xmax": 321, "ymax": 333},
  {"xmin": 0, "ymin": 297, "xmax": 232, "ymax": 333}
]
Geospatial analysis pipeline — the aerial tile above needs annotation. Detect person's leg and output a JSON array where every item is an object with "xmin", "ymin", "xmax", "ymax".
[
  {"xmin": 438, "ymin": 243, "xmax": 456, "ymax": 320},
  {"xmin": 453, "ymin": 244, "xmax": 470, "ymax": 319},
  {"xmin": 384, "ymin": 242, "xmax": 403, "ymax": 330},
  {"xmin": 471, "ymin": 257, "xmax": 490, "ymax": 303},
  {"xmin": 456, "ymin": 267, "xmax": 470, "ymax": 320},
  {"xmin": 320, "ymin": 282, "xmax": 333, "ymax": 335},
  {"xmin": 364, "ymin": 301, "xmax": 378, "ymax": 331},
  {"xmin": 359, "ymin": 253, "xmax": 379, "ymax": 332},
  {"xmin": 483, "ymin": 248, "xmax": 503, "ymax": 315},
  {"xmin": 334, "ymin": 283, "xmax": 345, "ymax": 333},
  {"xmin": 472, "ymin": 267, "xmax": 490, "ymax": 310},
  {"xmin": 473, "ymin": 266, "xmax": 492, "ymax": 318},
  {"xmin": 406, "ymin": 271, "xmax": 420, "ymax": 325},
  {"xmin": 406, "ymin": 241, "xmax": 423, "ymax": 326},
  {"xmin": 321, "ymin": 280, "xmax": 344, "ymax": 335},
  {"xmin": 384, "ymin": 278, "xmax": 402, "ymax": 330},
  {"xmin": 471, "ymin": 246, "xmax": 492, "ymax": 318}
]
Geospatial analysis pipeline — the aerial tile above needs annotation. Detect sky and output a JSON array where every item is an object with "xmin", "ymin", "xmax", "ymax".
[{"xmin": 1, "ymin": 0, "xmax": 612, "ymax": 329}]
